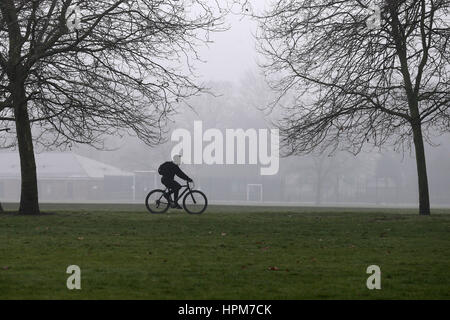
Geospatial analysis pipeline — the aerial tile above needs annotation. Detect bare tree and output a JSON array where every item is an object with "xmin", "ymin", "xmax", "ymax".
[
  {"xmin": 0, "ymin": 0, "xmax": 229, "ymax": 214},
  {"xmin": 252, "ymin": 0, "xmax": 450, "ymax": 215}
]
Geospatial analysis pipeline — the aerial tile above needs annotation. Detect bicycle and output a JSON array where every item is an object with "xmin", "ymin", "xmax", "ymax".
[{"xmin": 145, "ymin": 181, "xmax": 208, "ymax": 214}]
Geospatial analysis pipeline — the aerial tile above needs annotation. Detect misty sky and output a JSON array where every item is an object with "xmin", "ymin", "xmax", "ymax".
[{"xmin": 194, "ymin": 0, "xmax": 267, "ymax": 82}]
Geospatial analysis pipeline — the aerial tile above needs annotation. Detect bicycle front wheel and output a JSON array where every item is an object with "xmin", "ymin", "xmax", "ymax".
[
  {"xmin": 145, "ymin": 189, "xmax": 170, "ymax": 214},
  {"xmin": 183, "ymin": 190, "xmax": 208, "ymax": 214}
]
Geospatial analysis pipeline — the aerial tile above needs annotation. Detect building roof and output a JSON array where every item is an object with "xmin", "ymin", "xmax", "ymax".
[{"xmin": 0, "ymin": 152, "xmax": 133, "ymax": 179}]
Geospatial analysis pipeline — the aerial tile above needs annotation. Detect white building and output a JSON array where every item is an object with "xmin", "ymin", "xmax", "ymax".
[{"xmin": 0, "ymin": 152, "xmax": 156, "ymax": 202}]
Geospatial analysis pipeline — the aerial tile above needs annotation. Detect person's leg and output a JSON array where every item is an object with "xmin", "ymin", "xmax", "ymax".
[
  {"xmin": 161, "ymin": 178, "xmax": 172, "ymax": 202},
  {"xmin": 171, "ymin": 181, "xmax": 182, "ymax": 204},
  {"xmin": 162, "ymin": 178, "xmax": 182, "ymax": 208}
]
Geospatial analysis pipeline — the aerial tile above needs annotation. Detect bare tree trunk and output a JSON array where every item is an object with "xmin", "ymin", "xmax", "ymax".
[
  {"xmin": 13, "ymin": 82, "xmax": 40, "ymax": 215},
  {"xmin": 412, "ymin": 122, "xmax": 431, "ymax": 215}
]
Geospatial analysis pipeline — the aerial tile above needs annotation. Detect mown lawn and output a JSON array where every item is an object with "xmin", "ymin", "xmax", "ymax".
[{"xmin": 0, "ymin": 204, "xmax": 449, "ymax": 299}]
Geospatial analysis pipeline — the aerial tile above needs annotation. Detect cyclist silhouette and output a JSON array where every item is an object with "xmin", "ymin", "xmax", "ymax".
[{"xmin": 158, "ymin": 154, "xmax": 192, "ymax": 209}]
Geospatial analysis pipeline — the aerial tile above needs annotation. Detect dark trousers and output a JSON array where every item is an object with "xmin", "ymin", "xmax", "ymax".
[{"xmin": 161, "ymin": 177, "xmax": 181, "ymax": 202}]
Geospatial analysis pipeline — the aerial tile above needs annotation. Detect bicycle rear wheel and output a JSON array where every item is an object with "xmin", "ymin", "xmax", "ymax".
[
  {"xmin": 145, "ymin": 189, "xmax": 170, "ymax": 214},
  {"xmin": 183, "ymin": 190, "xmax": 208, "ymax": 214}
]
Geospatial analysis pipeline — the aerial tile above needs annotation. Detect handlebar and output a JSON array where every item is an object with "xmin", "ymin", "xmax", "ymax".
[{"xmin": 185, "ymin": 180, "xmax": 194, "ymax": 188}]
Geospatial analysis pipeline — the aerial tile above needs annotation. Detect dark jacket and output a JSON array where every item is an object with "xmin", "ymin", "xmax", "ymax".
[{"xmin": 158, "ymin": 161, "xmax": 191, "ymax": 181}]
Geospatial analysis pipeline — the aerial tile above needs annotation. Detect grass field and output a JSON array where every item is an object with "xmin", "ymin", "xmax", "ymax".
[{"xmin": 0, "ymin": 204, "xmax": 449, "ymax": 299}]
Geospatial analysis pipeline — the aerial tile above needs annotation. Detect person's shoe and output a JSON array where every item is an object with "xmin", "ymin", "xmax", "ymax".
[{"xmin": 172, "ymin": 203, "xmax": 183, "ymax": 209}]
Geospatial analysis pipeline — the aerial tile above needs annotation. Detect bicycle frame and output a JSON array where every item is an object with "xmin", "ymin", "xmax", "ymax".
[
  {"xmin": 160, "ymin": 182, "xmax": 194, "ymax": 203},
  {"xmin": 146, "ymin": 181, "xmax": 206, "ymax": 214}
]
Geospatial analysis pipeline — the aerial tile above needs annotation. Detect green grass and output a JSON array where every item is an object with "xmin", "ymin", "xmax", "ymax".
[{"xmin": 0, "ymin": 204, "xmax": 449, "ymax": 299}]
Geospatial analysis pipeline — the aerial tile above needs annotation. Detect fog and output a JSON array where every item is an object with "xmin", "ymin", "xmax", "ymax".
[
  {"xmin": 67, "ymin": 76, "xmax": 449, "ymax": 208},
  {"xmin": 0, "ymin": 0, "xmax": 449, "ymax": 208},
  {"xmin": 3, "ymin": 75, "xmax": 449, "ymax": 207}
]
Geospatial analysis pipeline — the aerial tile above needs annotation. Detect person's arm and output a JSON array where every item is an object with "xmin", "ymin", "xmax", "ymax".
[{"xmin": 174, "ymin": 166, "xmax": 192, "ymax": 181}]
